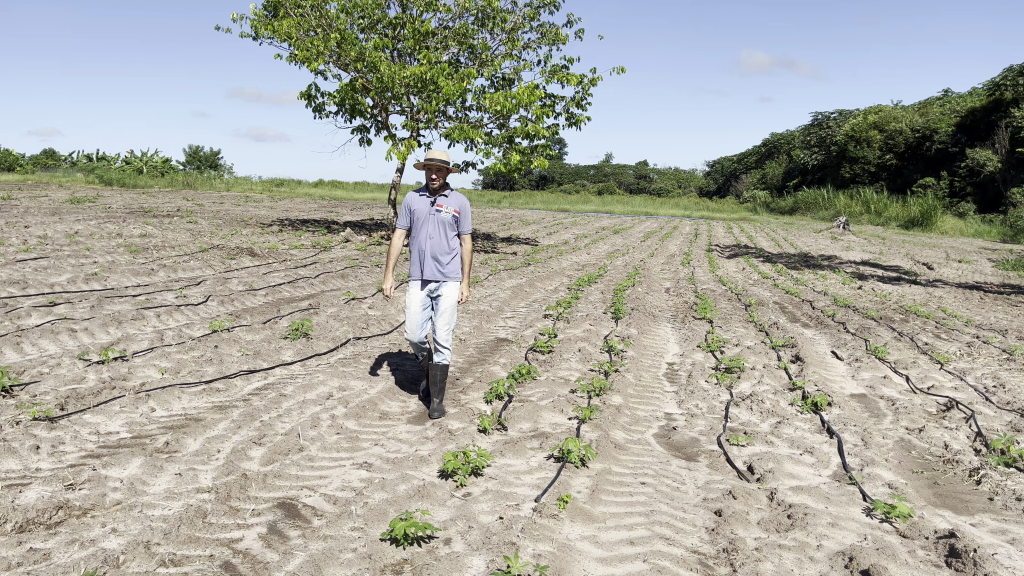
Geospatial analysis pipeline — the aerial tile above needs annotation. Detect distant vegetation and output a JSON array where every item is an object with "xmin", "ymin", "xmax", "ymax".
[{"xmin": 4, "ymin": 61, "xmax": 1024, "ymax": 241}]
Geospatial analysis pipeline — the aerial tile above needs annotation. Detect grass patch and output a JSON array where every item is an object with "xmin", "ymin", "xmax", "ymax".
[{"xmin": 994, "ymin": 257, "xmax": 1024, "ymax": 273}]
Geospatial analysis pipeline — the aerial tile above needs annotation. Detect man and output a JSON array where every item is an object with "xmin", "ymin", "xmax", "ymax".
[{"xmin": 382, "ymin": 150, "xmax": 473, "ymax": 419}]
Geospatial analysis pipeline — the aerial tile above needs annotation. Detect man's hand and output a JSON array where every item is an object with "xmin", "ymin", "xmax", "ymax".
[
  {"xmin": 458, "ymin": 283, "xmax": 470, "ymax": 305},
  {"xmin": 382, "ymin": 228, "xmax": 408, "ymax": 301},
  {"xmin": 382, "ymin": 275, "xmax": 396, "ymax": 299}
]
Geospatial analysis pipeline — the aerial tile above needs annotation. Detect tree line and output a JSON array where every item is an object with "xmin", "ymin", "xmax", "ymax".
[{"xmin": 0, "ymin": 144, "xmax": 234, "ymax": 177}]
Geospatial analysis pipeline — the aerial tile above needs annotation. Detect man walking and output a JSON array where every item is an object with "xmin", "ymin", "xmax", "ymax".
[{"xmin": 382, "ymin": 150, "xmax": 473, "ymax": 419}]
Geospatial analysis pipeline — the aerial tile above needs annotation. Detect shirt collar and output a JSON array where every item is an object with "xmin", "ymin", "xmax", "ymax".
[{"xmin": 417, "ymin": 185, "xmax": 453, "ymax": 199}]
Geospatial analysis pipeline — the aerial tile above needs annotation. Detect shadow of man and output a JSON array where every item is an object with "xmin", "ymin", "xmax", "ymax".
[{"xmin": 369, "ymin": 351, "xmax": 428, "ymax": 408}]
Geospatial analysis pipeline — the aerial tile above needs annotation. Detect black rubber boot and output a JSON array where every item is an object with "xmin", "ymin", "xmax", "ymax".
[
  {"xmin": 428, "ymin": 363, "xmax": 449, "ymax": 419},
  {"xmin": 418, "ymin": 350, "xmax": 432, "ymax": 401}
]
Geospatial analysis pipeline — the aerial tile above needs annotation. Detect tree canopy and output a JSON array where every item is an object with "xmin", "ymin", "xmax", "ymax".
[{"xmin": 219, "ymin": 0, "xmax": 623, "ymax": 221}]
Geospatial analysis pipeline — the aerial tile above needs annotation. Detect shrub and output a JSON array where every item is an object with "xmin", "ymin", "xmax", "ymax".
[
  {"xmin": 590, "ymin": 182, "xmax": 621, "ymax": 196},
  {"xmin": 0, "ymin": 147, "xmax": 26, "ymax": 172}
]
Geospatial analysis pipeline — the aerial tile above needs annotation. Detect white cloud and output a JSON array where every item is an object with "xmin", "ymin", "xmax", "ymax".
[
  {"xmin": 26, "ymin": 127, "xmax": 64, "ymax": 138},
  {"xmin": 227, "ymin": 87, "xmax": 301, "ymax": 105},
  {"xmin": 233, "ymin": 127, "xmax": 291, "ymax": 143},
  {"xmin": 758, "ymin": 95, "xmax": 775, "ymax": 103},
  {"xmin": 738, "ymin": 50, "xmax": 822, "ymax": 79},
  {"xmin": 190, "ymin": 110, "xmax": 211, "ymax": 118}
]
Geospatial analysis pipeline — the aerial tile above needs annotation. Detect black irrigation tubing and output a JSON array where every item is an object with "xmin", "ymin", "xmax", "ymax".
[
  {"xmin": 534, "ymin": 256, "xmax": 652, "ymax": 502},
  {"xmin": 13, "ymin": 256, "xmax": 49, "ymax": 263},
  {"xmin": 262, "ymin": 307, "xmax": 319, "ymax": 325},
  {"xmin": 81, "ymin": 324, "xmax": 256, "ymax": 366},
  {"xmin": 728, "ymin": 290, "xmax": 874, "ymax": 502},
  {"xmin": 715, "ymin": 388, "xmax": 751, "ymax": 483},
  {"xmin": 764, "ymin": 229, "xmax": 1017, "ymax": 358},
  {"xmin": 139, "ymin": 294, "xmax": 212, "ymax": 310},
  {"xmin": 763, "ymin": 253, "xmax": 1019, "ymax": 422},
  {"xmin": 240, "ymin": 265, "xmax": 364, "ymax": 293},
  {"xmin": 139, "ymin": 244, "xmax": 227, "ymax": 264},
  {"xmin": 768, "ymin": 277, "xmax": 993, "ymax": 451},
  {"xmin": 0, "ymin": 316, "xmax": 96, "ymax": 339},
  {"xmin": 43, "ymin": 321, "xmax": 406, "ymax": 422},
  {"xmin": 105, "ymin": 280, "xmax": 207, "ymax": 299},
  {"xmin": 877, "ymin": 318, "xmax": 1024, "ymax": 418}
]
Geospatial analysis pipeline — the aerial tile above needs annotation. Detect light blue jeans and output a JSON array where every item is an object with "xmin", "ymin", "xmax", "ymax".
[{"xmin": 405, "ymin": 280, "xmax": 460, "ymax": 365}]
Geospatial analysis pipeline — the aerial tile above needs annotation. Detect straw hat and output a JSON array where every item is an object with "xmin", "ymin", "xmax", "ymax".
[{"xmin": 413, "ymin": 150, "xmax": 460, "ymax": 173}]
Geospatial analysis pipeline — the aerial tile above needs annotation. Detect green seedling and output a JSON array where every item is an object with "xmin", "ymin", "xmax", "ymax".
[
  {"xmin": 698, "ymin": 330, "xmax": 729, "ymax": 353},
  {"xmin": 591, "ymin": 360, "xmax": 623, "ymax": 378},
  {"xmin": 824, "ymin": 309, "xmax": 837, "ymax": 319},
  {"xmin": 930, "ymin": 351, "xmax": 951, "ymax": 364},
  {"xmin": 80, "ymin": 570, "xmax": 103, "ymax": 576},
  {"xmin": 716, "ymin": 355, "xmax": 748, "ymax": 375},
  {"xmin": 870, "ymin": 494, "xmax": 915, "ymax": 524},
  {"xmin": 777, "ymin": 360, "xmax": 789, "ymax": 370},
  {"xmin": 789, "ymin": 380, "xmax": 807, "ymax": 390},
  {"xmin": 726, "ymin": 434, "xmax": 753, "ymax": 447},
  {"xmin": 99, "ymin": 347, "xmax": 127, "ymax": 364},
  {"xmin": 985, "ymin": 336, "xmax": 998, "ymax": 345},
  {"xmin": 846, "ymin": 473, "xmax": 863, "ymax": 485},
  {"xmin": 865, "ymin": 309, "xmax": 881, "ymax": 319},
  {"xmin": 556, "ymin": 493, "xmax": 573, "ymax": 511},
  {"xmin": 867, "ymin": 343, "xmax": 889, "ymax": 360},
  {"xmin": 831, "ymin": 295, "xmax": 853, "ymax": 308},
  {"xmin": 551, "ymin": 437, "xmax": 596, "ymax": 468},
  {"xmin": 158, "ymin": 369, "xmax": 167, "ymax": 376},
  {"xmin": 572, "ymin": 404, "xmax": 601, "ymax": 423},
  {"xmin": 208, "ymin": 319, "xmax": 234, "ymax": 333},
  {"xmin": 282, "ymin": 318, "xmax": 313, "ymax": 341},
  {"xmin": 792, "ymin": 393, "xmax": 830, "ymax": 413},
  {"xmin": 1008, "ymin": 344, "xmax": 1023, "ymax": 357},
  {"xmin": 695, "ymin": 293, "xmax": 718, "ymax": 320},
  {"xmin": 342, "ymin": 291, "xmax": 358, "ymax": 298},
  {"xmin": 539, "ymin": 327, "xmax": 558, "ymax": 339},
  {"xmin": 575, "ymin": 376, "xmax": 612, "ymax": 398},
  {"xmin": 477, "ymin": 412, "xmax": 507, "ymax": 435},
  {"xmin": 18, "ymin": 402, "xmax": 54, "ymax": 420},
  {"xmin": 767, "ymin": 336, "xmax": 794, "ymax": 350},
  {"xmin": 0, "ymin": 366, "xmax": 21, "ymax": 395},
  {"xmin": 530, "ymin": 338, "xmax": 557, "ymax": 354},
  {"xmin": 601, "ymin": 338, "xmax": 631, "ymax": 358},
  {"xmin": 484, "ymin": 379, "xmax": 517, "ymax": 404},
  {"xmin": 440, "ymin": 444, "xmax": 494, "ymax": 487},
  {"xmin": 507, "ymin": 363, "xmax": 539, "ymax": 383},
  {"xmin": 986, "ymin": 433, "xmax": 1024, "ymax": 468},
  {"xmin": 490, "ymin": 552, "xmax": 550, "ymax": 576},
  {"xmin": 75, "ymin": 351, "xmax": 89, "ymax": 361},
  {"xmin": 379, "ymin": 509, "xmax": 439, "ymax": 549},
  {"xmin": 67, "ymin": 193, "xmax": 99, "ymax": 205},
  {"xmin": 938, "ymin": 306, "xmax": 973, "ymax": 325},
  {"xmin": 903, "ymin": 304, "xmax": 933, "ymax": 319}
]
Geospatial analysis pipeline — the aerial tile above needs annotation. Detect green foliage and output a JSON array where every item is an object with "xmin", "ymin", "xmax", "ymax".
[
  {"xmin": 986, "ymin": 433, "xmax": 1024, "ymax": 469},
  {"xmin": 208, "ymin": 319, "xmax": 234, "ymax": 333},
  {"xmin": 831, "ymin": 295, "xmax": 853, "ymax": 308},
  {"xmin": 607, "ymin": 265, "xmax": 642, "ymax": 321},
  {"xmin": 119, "ymin": 148, "xmax": 177, "ymax": 176},
  {"xmin": 0, "ymin": 146, "xmax": 26, "ymax": 172},
  {"xmin": 67, "ymin": 193, "xmax": 99, "ymax": 205},
  {"xmin": 867, "ymin": 343, "xmax": 889, "ymax": 360},
  {"xmin": 477, "ymin": 412, "xmax": 508, "ymax": 435},
  {"xmin": 695, "ymin": 293, "xmax": 718, "ymax": 320},
  {"xmin": 19, "ymin": 402, "xmax": 54, "ymax": 420},
  {"xmin": 591, "ymin": 360, "xmax": 623, "ymax": 378},
  {"xmin": 726, "ymin": 434, "xmax": 753, "ymax": 447},
  {"xmin": 767, "ymin": 336, "xmax": 794, "ymax": 350},
  {"xmin": 789, "ymin": 380, "xmax": 807, "ymax": 390},
  {"xmin": 575, "ymin": 376, "xmax": 612, "ymax": 398},
  {"xmin": 995, "ymin": 257, "xmax": 1024, "ymax": 273},
  {"xmin": 379, "ymin": 509, "xmax": 439, "ymax": 549},
  {"xmin": 601, "ymin": 338, "xmax": 631, "ymax": 358},
  {"xmin": 792, "ymin": 393, "xmax": 830, "ymax": 413},
  {"xmin": 903, "ymin": 304, "xmax": 934, "ymax": 319},
  {"xmin": 930, "ymin": 351, "xmax": 952, "ymax": 364},
  {"xmin": 870, "ymin": 494, "xmax": 915, "ymax": 524},
  {"xmin": 0, "ymin": 366, "xmax": 21, "ymax": 395},
  {"xmin": 222, "ymin": 0, "xmax": 624, "ymax": 218},
  {"xmin": 572, "ymin": 404, "xmax": 601, "ymax": 423},
  {"xmin": 698, "ymin": 330, "xmax": 729, "ymax": 353},
  {"xmin": 440, "ymin": 444, "xmax": 494, "ymax": 487},
  {"xmin": 178, "ymin": 144, "xmax": 234, "ymax": 176},
  {"xmin": 484, "ymin": 379, "xmax": 517, "ymax": 404},
  {"xmin": 556, "ymin": 493, "xmax": 572, "ymax": 511},
  {"xmin": 530, "ymin": 337, "xmax": 557, "ymax": 354},
  {"xmin": 551, "ymin": 437, "xmax": 596, "ymax": 468},
  {"xmin": 491, "ymin": 552, "xmax": 550, "ymax": 576},
  {"xmin": 282, "ymin": 318, "xmax": 313, "ymax": 341},
  {"xmin": 99, "ymin": 347, "xmax": 127, "ymax": 364}
]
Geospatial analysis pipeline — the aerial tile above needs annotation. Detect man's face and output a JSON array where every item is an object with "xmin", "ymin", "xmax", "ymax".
[{"xmin": 424, "ymin": 165, "xmax": 450, "ymax": 192}]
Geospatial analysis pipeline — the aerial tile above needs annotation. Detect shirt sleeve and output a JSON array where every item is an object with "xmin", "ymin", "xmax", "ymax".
[
  {"xmin": 458, "ymin": 198, "xmax": 472, "ymax": 235},
  {"xmin": 395, "ymin": 194, "xmax": 412, "ymax": 230}
]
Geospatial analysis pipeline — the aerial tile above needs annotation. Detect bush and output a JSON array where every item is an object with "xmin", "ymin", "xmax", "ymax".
[
  {"xmin": 27, "ymin": 147, "xmax": 65, "ymax": 170},
  {"xmin": 590, "ymin": 182, "xmax": 621, "ymax": 196},
  {"xmin": 0, "ymin": 147, "xmax": 25, "ymax": 172},
  {"xmin": 178, "ymin": 144, "xmax": 234, "ymax": 176}
]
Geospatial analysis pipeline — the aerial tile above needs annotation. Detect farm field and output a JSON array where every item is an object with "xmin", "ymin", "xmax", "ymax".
[{"xmin": 2, "ymin": 183, "xmax": 1024, "ymax": 576}]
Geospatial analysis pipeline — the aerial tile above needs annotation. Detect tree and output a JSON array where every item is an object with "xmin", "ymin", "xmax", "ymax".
[
  {"xmin": 0, "ymin": 147, "xmax": 26, "ymax": 173},
  {"xmin": 178, "ymin": 144, "xmax": 234, "ymax": 176},
  {"xmin": 220, "ymin": 0, "xmax": 623, "ymax": 224},
  {"xmin": 27, "ymin": 147, "xmax": 65, "ymax": 170}
]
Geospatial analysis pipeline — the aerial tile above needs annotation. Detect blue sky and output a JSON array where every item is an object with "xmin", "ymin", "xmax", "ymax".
[{"xmin": 1, "ymin": 0, "xmax": 1021, "ymax": 188}]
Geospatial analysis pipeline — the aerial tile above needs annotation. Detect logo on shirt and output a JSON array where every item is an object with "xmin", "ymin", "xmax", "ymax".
[{"xmin": 434, "ymin": 203, "xmax": 460, "ymax": 222}]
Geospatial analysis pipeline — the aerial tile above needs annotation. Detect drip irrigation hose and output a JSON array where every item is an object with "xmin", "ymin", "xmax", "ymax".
[{"xmin": 715, "ymin": 388, "xmax": 751, "ymax": 482}]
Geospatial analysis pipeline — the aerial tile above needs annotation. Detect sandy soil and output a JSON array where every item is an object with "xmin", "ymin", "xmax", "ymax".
[{"xmin": 1, "ymin": 182, "xmax": 1023, "ymax": 575}]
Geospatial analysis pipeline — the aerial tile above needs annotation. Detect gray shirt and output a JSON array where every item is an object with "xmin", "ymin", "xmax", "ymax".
[{"xmin": 395, "ymin": 186, "xmax": 473, "ymax": 282}]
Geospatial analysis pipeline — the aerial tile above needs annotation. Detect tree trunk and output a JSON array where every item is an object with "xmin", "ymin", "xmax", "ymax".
[{"xmin": 388, "ymin": 160, "xmax": 406, "ymax": 232}]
